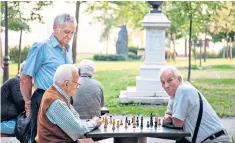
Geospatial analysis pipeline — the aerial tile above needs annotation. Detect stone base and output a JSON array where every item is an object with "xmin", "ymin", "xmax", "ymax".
[{"xmin": 119, "ymin": 87, "xmax": 169, "ymax": 105}]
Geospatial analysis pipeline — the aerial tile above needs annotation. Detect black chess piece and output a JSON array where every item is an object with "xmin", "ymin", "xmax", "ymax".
[
  {"xmin": 128, "ymin": 120, "xmax": 131, "ymax": 125},
  {"xmin": 150, "ymin": 113, "xmax": 153, "ymax": 127},
  {"xmin": 146, "ymin": 121, "xmax": 150, "ymax": 128},
  {"xmin": 140, "ymin": 116, "xmax": 143, "ymax": 129},
  {"xmin": 136, "ymin": 117, "xmax": 139, "ymax": 127},
  {"xmin": 126, "ymin": 117, "xmax": 128, "ymax": 123},
  {"xmin": 154, "ymin": 121, "xmax": 158, "ymax": 128}
]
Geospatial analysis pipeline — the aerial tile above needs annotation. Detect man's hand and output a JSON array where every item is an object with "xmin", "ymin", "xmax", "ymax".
[
  {"xmin": 91, "ymin": 116, "xmax": 102, "ymax": 128},
  {"xmin": 162, "ymin": 114, "xmax": 172, "ymax": 125},
  {"xmin": 25, "ymin": 100, "xmax": 31, "ymax": 118}
]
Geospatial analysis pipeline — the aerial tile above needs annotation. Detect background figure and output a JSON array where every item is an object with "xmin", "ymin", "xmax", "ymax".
[
  {"xmin": 73, "ymin": 59, "xmax": 104, "ymax": 119},
  {"xmin": 160, "ymin": 66, "xmax": 232, "ymax": 143},
  {"xmin": 116, "ymin": 24, "xmax": 128, "ymax": 58},
  {"xmin": 1, "ymin": 62, "xmax": 25, "ymax": 135},
  {"xmin": 20, "ymin": 13, "xmax": 75, "ymax": 143},
  {"xmin": 36, "ymin": 64, "xmax": 102, "ymax": 142}
]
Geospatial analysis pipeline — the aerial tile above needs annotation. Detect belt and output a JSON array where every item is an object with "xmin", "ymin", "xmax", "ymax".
[
  {"xmin": 35, "ymin": 88, "xmax": 45, "ymax": 94},
  {"xmin": 201, "ymin": 130, "xmax": 226, "ymax": 142}
]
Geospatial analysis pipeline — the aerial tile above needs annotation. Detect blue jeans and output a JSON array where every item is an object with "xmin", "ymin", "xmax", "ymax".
[{"xmin": 1, "ymin": 119, "xmax": 16, "ymax": 134}]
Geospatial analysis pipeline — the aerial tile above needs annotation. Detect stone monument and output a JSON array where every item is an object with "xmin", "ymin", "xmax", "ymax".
[
  {"xmin": 119, "ymin": 2, "xmax": 171, "ymax": 104},
  {"xmin": 116, "ymin": 24, "xmax": 128, "ymax": 58}
]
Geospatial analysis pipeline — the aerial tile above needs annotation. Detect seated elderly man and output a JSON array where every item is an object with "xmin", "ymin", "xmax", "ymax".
[
  {"xmin": 35, "ymin": 64, "xmax": 102, "ymax": 142},
  {"xmin": 160, "ymin": 66, "xmax": 231, "ymax": 143},
  {"xmin": 73, "ymin": 59, "xmax": 104, "ymax": 119},
  {"xmin": 1, "ymin": 62, "xmax": 25, "ymax": 136}
]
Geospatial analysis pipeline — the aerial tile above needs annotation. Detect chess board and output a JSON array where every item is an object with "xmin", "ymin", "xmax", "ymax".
[
  {"xmin": 100, "ymin": 114, "xmax": 162, "ymax": 132},
  {"xmin": 86, "ymin": 114, "xmax": 190, "ymax": 140}
]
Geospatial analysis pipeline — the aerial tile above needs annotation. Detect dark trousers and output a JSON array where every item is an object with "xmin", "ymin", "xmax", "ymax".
[{"xmin": 28, "ymin": 89, "xmax": 44, "ymax": 143}]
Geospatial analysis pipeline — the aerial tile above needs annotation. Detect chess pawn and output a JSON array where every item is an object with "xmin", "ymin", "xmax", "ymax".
[
  {"xmin": 128, "ymin": 120, "xmax": 131, "ymax": 126},
  {"xmin": 112, "ymin": 123, "xmax": 115, "ymax": 130},
  {"xmin": 154, "ymin": 121, "xmax": 158, "ymax": 128},
  {"xmin": 146, "ymin": 121, "xmax": 150, "ymax": 128},
  {"xmin": 120, "ymin": 119, "xmax": 123, "ymax": 125},
  {"xmin": 155, "ymin": 116, "xmax": 158, "ymax": 122},
  {"xmin": 104, "ymin": 123, "xmax": 107, "ymax": 129},
  {"xmin": 133, "ymin": 122, "xmax": 136, "ymax": 128},
  {"xmin": 125, "ymin": 122, "xmax": 128, "ymax": 129},
  {"xmin": 117, "ymin": 121, "xmax": 120, "ymax": 129},
  {"xmin": 109, "ymin": 116, "xmax": 112, "ymax": 124},
  {"xmin": 158, "ymin": 119, "xmax": 161, "ymax": 125}
]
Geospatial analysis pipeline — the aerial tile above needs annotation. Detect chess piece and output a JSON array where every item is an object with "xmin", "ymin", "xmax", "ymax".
[
  {"xmin": 133, "ymin": 122, "xmax": 136, "ymax": 128},
  {"xmin": 120, "ymin": 119, "xmax": 123, "ymax": 125},
  {"xmin": 140, "ymin": 116, "xmax": 143, "ymax": 129},
  {"xmin": 150, "ymin": 113, "xmax": 153, "ymax": 127},
  {"xmin": 117, "ymin": 121, "xmax": 120, "ymax": 129},
  {"xmin": 104, "ymin": 123, "xmax": 107, "ymax": 129},
  {"xmin": 112, "ymin": 122, "xmax": 115, "ymax": 130},
  {"xmin": 128, "ymin": 120, "xmax": 131, "ymax": 126},
  {"xmin": 109, "ymin": 116, "xmax": 112, "ymax": 124},
  {"xmin": 113, "ymin": 119, "xmax": 115, "ymax": 124},
  {"xmin": 136, "ymin": 117, "xmax": 139, "ymax": 127},
  {"xmin": 158, "ymin": 119, "xmax": 161, "ymax": 125},
  {"xmin": 125, "ymin": 122, "xmax": 128, "ymax": 129},
  {"xmin": 154, "ymin": 121, "xmax": 158, "ymax": 128},
  {"xmin": 147, "ymin": 121, "xmax": 150, "ymax": 128},
  {"xmin": 125, "ymin": 117, "xmax": 128, "ymax": 123}
]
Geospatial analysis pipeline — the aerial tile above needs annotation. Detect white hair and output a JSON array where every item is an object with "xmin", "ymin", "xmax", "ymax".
[
  {"xmin": 79, "ymin": 59, "xmax": 96, "ymax": 77},
  {"xmin": 53, "ymin": 64, "xmax": 77, "ymax": 85},
  {"xmin": 159, "ymin": 65, "xmax": 183, "ymax": 82},
  {"xmin": 53, "ymin": 13, "xmax": 76, "ymax": 27}
]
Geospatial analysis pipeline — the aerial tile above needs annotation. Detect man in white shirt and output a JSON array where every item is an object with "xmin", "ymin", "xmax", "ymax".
[{"xmin": 160, "ymin": 66, "xmax": 231, "ymax": 143}]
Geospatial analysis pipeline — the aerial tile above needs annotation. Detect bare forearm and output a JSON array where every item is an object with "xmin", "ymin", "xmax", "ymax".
[
  {"xmin": 20, "ymin": 74, "xmax": 33, "ymax": 102},
  {"xmin": 172, "ymin": 117, "xmax": 184, "ymax": 127}
]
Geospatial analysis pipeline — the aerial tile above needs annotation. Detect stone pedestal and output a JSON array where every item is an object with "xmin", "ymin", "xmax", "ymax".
[{"xmin": 119, "ymin": 12, "xmax": 171, "ymax": 104}]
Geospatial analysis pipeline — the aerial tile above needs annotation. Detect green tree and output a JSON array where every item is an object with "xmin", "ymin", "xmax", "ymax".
[{"xmin": 1, "ymin": 1, "xmax": 52, "ymax": 72}]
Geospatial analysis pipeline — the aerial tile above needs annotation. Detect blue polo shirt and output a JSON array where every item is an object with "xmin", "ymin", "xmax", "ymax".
[{"xmin": 23, "ymin": 34, "xmax": 73, "ymax": 90}]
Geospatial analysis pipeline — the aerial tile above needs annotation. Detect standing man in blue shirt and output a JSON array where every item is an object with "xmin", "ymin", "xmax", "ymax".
[{"xmin": 20, "ymin": 13, "xmax": 76, "ymax": 143}]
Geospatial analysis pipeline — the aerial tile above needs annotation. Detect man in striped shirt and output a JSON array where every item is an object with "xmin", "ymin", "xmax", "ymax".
[{"xmin": 35, "ymin": 64, "xmax": 102, "ymax": 142}]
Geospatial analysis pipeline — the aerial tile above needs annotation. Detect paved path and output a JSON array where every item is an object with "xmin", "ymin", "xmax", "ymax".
[{"xmin": 1, "ymin": 118, "xmax": 234, "ymax": 143}]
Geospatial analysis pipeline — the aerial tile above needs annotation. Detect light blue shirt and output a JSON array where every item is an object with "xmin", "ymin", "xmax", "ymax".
[
  {"xmin": 23, "ymin": 34, "xmax": 73, "ymax": 90},
  {"xmin": 46, "ymin": 84, "xmax": 96, "ymax": 141}
]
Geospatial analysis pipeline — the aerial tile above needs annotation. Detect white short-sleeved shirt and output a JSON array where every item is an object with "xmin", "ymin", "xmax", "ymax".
[{"xmin": 168, "ymin": 82, "xmax": 224, "ymax": 143}]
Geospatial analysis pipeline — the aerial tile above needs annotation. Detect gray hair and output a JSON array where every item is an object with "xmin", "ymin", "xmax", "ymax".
[
  {"xmin": 53, "ymin": 64, "xmax": 77, "ymax": 85},
  {"xmin": 159, "ymin": 65, "xmax": 183, "ymax": 82},
  {"xmin": 79, "ymin": 59, "xmax": 96, "ymax": 77},
  {"xmin": 53, "ymin": 13, "xmax": 76, "ymax": 27}
]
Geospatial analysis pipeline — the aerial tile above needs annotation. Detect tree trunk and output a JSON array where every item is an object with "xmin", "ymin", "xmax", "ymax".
[
  {"xmin": 229, "ymin": 37, "xmax": 232, "ymax": 59},
  {"xmin": 204, "ymin": 26, "xmax": 207, "ymax": 62},
  {"xmin": 18, "ymin": 28, "xmax": 22, "ymax": 74},
  {"xmin": 200, "ymin": 45, "xmax": 202, "ymax": 67},
  {"xmin": 226, "ymin": 33, "xmax": 229, "ymax": 58},
  {"xmin": 173, "ymin": 34, "xmax": 176, "ymax": 63},
  {"xmin": 72, "ymin": 1, "xmax": 80, "ymax": 64},
  {"xmin": 185, "ymin": 37, "xmax": 187, "ymax": 57},
  {"xmin": 188, "ymin": 10, "xmax": 192, "ymax": 82}
]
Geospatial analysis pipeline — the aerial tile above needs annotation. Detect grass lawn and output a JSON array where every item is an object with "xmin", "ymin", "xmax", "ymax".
[{"xmin": 2, "ymin": 58, "xmax": 235, "ymax": 117}]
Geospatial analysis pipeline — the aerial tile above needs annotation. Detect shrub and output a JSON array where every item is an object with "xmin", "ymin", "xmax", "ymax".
[
  {"xmin": 128, "ymin": 52, "xmax": 141, "ymax": 60},
  {"xmin": 218, "ymin": 46, "xmax": 235, "ymax": 58},
  {"xmin": 9, "ymin": 45, "xmax": 31, "ymax": 63},
  {"xmin": 93, "ymin": 54, "xmax": 126, "ymax": 61},
  {"xmin": 128, "ymin": 47, "xmax": 138, "ymax": 55}
]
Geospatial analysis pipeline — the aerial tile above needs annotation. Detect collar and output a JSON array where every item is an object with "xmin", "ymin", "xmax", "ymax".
[
  {"xmin": 53, "ymin": 84, "xmax": 70, "ymax": 101},
  {"xmin": 50, "ymin": 34, "xmax": 70, "ymax": 52}
]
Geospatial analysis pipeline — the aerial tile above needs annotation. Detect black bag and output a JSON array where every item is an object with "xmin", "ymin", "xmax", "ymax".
[{"xmin": 15, "ymin": 111, "xmax": 31, "ymax": 143}]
